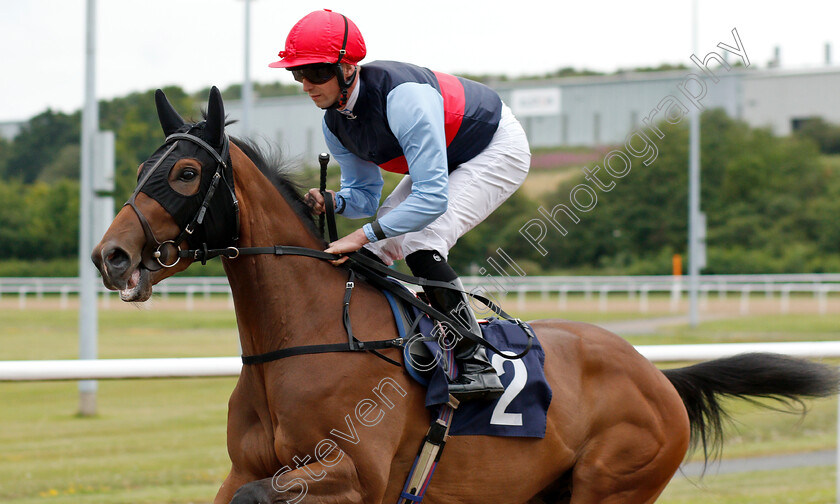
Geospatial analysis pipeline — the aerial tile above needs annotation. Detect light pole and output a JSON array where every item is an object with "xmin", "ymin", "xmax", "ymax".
[
  {"xmin": 241, "ymin": 0, "xmax": 254, "ymax": 137},
  {"xmin": 687, "ymin": 0, "xmax": 705, "ymax": 328},
  {"xmin": 78, "ymin": 0, "xmax": 99, "ymax": 416}
]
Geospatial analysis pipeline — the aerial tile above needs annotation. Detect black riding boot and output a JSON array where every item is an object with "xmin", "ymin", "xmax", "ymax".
[
  {"xmin": 405, "ymin": 249, "xmax": 504, "ymax": 402},
  {"xmin": 425, "ymin": 278, "xmax": 505, "ymax": 402}
]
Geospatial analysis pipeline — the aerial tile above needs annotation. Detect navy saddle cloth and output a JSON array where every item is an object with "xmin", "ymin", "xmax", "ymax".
[{"xmin": 382, "ymin": 286, "xmax": 553, "ymax": 439}]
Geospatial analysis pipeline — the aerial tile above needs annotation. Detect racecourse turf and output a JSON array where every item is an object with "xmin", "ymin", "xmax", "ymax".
[{"xmin": 1, "ymin": 299, "xmax": 838, "ymax": 503}]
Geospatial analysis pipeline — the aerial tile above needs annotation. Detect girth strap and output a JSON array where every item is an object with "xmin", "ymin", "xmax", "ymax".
[{"xmin": 241, "ymin": 339, "xmax": 405, "ymax": 365}]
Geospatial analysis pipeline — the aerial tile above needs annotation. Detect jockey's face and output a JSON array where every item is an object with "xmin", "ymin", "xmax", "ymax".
[
  {"xmin": 298, "ymin": 63, "xmax": 357, "ymax": 110},
  {"xmin": 301, "ymin": 74, "xmax": 341, "ymax": 109}
]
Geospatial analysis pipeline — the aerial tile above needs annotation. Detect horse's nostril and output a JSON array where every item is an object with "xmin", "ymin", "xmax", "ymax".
[{"xmin": 104, "ymin": 246, "xmax": 130, "ymax": 273}]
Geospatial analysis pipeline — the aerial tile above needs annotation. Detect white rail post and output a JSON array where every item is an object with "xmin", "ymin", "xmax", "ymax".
[
  {"xmin": 670, "ymin": 282, "xmax": 681, "ymax": 313},
  {"xmin": 781, "ymin": 285, "xmax": 792, "ymax": 314},
  {"xmin": 599, "ymin": 285, "xmax": 610, "ymax": 313},
  {"xmin": 640, "ymin": 285, "xmax": 651, "ymax": 314},
  {"xmin": 557, "ymin": 286, "xmax": 568, "ymax": 310},
  {"xmin": 740, "ymin": 285, "xmax": 751, "ymax": 315},
  {"xmin": 60, "ymin": 286, "xmax": 71, "ymax": 310},
  {"xmin": 186, "ymin": 286, "xmax": 196, "ymax": 312},
  {"xmin": 18, "ymin": 286, "xmax": 27, "ymax": 310},
  {"xmin": 818, "ymin": 285, "xmax": 829, "ymax": 315}
]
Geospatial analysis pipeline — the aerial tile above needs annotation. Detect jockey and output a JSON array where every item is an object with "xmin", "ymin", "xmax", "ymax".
[{"xmin": 269, "ymin": 9, "xmax": 531, "ymax": 401}]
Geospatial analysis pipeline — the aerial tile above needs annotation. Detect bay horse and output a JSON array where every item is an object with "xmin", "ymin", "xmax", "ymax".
[{"xmin": 92, "ymin": 87, "xmax": 838, "ymax": 504}]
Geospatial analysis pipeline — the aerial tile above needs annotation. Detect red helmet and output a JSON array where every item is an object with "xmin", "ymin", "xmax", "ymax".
[{"xmin": 269, "ymin": 9, "xmax": 366, "ymax": 68}]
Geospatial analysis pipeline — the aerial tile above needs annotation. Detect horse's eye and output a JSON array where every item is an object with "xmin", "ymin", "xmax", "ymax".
[{"xmin": 179, "ymin": 168, "xmax": 199, "ymax": 182}]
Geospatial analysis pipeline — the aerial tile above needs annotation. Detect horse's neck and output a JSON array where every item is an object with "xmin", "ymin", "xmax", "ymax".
[{"xmin": 223, "ymin": 154, "xmax": 346, "ymax": 357}]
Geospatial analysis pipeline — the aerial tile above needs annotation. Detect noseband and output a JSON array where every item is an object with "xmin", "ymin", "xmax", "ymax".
[{"xmin": 125, "ymin": 132, "xmax": 238, "ymax": 271}]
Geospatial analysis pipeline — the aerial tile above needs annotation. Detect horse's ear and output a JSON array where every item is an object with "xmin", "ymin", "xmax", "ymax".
[
  {"xmin": 205, "ymin": 86, "xmax": 225, "ymax": 148},
  {"xmin": 155, "ymin": 89, "xmax": 185, "ymax": 137}
]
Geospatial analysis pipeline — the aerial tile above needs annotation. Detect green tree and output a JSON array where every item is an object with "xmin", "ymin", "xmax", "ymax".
[
  {"xmin": 23, "ymin": 181, "xmax": 80, "ymax": 259},
  {"xmin": 2, "ymin": 109, "xmax": 80, "ymax": 183},
  {"xmin": 37, "ymin": 144, "xmax": 80, "ymax": 182},
  {"xmin": 534, "ymin": 109, "xmax": 832, "ymax": 274},
  {"xmin": 794, "ymin": 117, "xmax": 840, "ymax": 154},
  {"xmin": 0, "ymin": 181, "xmax": 80, "ymax": 260},
  {"xmin": 0, "ymin": 137, "xmax": 11, "ymax": 176},
  {"xmin": 0, "ymin": 179, "xmax": 31, "ymax": 259}
]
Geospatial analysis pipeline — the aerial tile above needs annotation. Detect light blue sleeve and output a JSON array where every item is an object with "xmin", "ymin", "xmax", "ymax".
[
  {"xmin": 372, "ymin": 83, "xmax": 449, "ymax": 240},
  {"xmin": 322, "ymin": 119, "xmax": 383, "ymax": 219}
]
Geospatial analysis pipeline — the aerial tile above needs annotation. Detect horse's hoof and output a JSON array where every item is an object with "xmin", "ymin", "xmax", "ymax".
[{"xmin": 230, "ymin": 481, "xmax": 274, "ymax": 504}]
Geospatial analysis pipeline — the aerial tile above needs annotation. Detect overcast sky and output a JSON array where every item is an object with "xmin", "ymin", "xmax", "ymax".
[{"xmin": 2, "ymin": 0, "xmax": 839, "ymax": 122}]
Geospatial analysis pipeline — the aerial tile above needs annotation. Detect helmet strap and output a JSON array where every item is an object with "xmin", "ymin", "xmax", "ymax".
[{"xmin": 329, "ymin": 14, "xmax": 356, "ymax": 110}]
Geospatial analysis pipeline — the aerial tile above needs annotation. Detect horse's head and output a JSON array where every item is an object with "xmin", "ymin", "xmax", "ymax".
[{"xmin": 92, "ymin": 87, "xmax": 239, "ymax": 302}]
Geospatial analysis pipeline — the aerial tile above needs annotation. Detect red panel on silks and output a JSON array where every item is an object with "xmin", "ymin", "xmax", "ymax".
[{"xmin": 378, "ymin": 72, "xmax": 466, "ymax": 174}]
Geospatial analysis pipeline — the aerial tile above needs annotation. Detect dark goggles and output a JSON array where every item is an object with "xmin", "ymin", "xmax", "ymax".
[{"xmin": 291, "ymin": 63, "xmax": 337, "ymax": 84}]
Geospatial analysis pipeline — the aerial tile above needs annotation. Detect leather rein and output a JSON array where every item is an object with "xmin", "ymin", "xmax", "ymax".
[{"xmin": 136, "ymin": 130, "xmax": 532, "ymax": 367}]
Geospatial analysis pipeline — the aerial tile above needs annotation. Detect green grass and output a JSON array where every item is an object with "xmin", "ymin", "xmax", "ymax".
[
  {"xmin": 659, "ymin": 466, "xmax": 836, "ymax": 503},
  {"xmin": 1, "ymin": 306, "xmax": 239, "ymax": 361},
  {"xmin": 624, "ymin": 313, "xmax": 840, "ymax": 346},
  {"xmin": 1, "ymin": 305, "xmax": 839, "ymax": 503},
  {"xmin": 0, "ymin": 379, "xmax": 233, "ymax": 504},
  {"xmin": 683, "ymin": 396, "xmax": 838, "ymax": 460}
]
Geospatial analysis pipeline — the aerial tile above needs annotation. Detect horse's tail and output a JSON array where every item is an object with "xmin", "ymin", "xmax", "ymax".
[{"xmin": 661, "ymin": 353, "xmax": 838, "ymax": 464}]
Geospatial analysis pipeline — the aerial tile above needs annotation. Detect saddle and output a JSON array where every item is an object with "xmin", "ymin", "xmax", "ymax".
[{"xmin": 381, "ymin": 279, "xmax": 551, "ymax": 434}]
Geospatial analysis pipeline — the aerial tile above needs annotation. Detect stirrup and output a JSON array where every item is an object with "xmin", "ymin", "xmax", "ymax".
[
  {"xmin": 448, "ymin": 353, "xmax": 505, "ymax": 402},
  {"xmin": 424, "ymin": 278, "xmax": 505, "ymax": 401}
]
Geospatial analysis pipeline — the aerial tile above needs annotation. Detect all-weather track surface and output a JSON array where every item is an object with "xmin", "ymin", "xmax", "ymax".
[
  {"xmin": 675, "ymin": 450, "xmax": 836, "ymax": 478},
  {"xmin": 600, "ymin": 314, "xmax": 728, "ymax": 335}
]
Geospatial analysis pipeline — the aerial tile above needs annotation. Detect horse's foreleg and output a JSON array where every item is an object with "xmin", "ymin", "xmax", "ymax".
[
  {"xmin": 228, "ymin": 455, "xmax": 379, "ymax": 504},
  {"xmin": 215, "ymin": 466, "xmax": 261, "ymax": 504}
]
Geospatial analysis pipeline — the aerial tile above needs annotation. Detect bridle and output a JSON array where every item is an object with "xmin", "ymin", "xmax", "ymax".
[{"xmin": 124, "ymin": 131, "xmax": 238, "ymax": 271}]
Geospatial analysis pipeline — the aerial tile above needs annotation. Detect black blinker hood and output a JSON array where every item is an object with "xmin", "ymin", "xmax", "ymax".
[{"xmin": 136, "ymin": 122, "xmax": 236, "ymax": 250}]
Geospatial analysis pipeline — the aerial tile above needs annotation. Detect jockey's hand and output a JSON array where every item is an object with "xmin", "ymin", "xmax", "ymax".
[
  {"xmin": 324, "ymin": 228, "xmax": 370, "ymax": 265},
  {"xmin": 304, "ymin": 188, "xmax": 336, "ymax": 215}
]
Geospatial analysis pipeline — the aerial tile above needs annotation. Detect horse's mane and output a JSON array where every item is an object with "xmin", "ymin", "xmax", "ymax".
[{"xmin": 229, "ymin": 137, "xmax": 324, "ymax": 243}]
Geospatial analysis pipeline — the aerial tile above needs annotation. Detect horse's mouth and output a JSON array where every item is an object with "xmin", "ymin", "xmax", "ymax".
[{"xmin": 119, "ymin": 265, "xmax": 153, "ymax": 302}]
